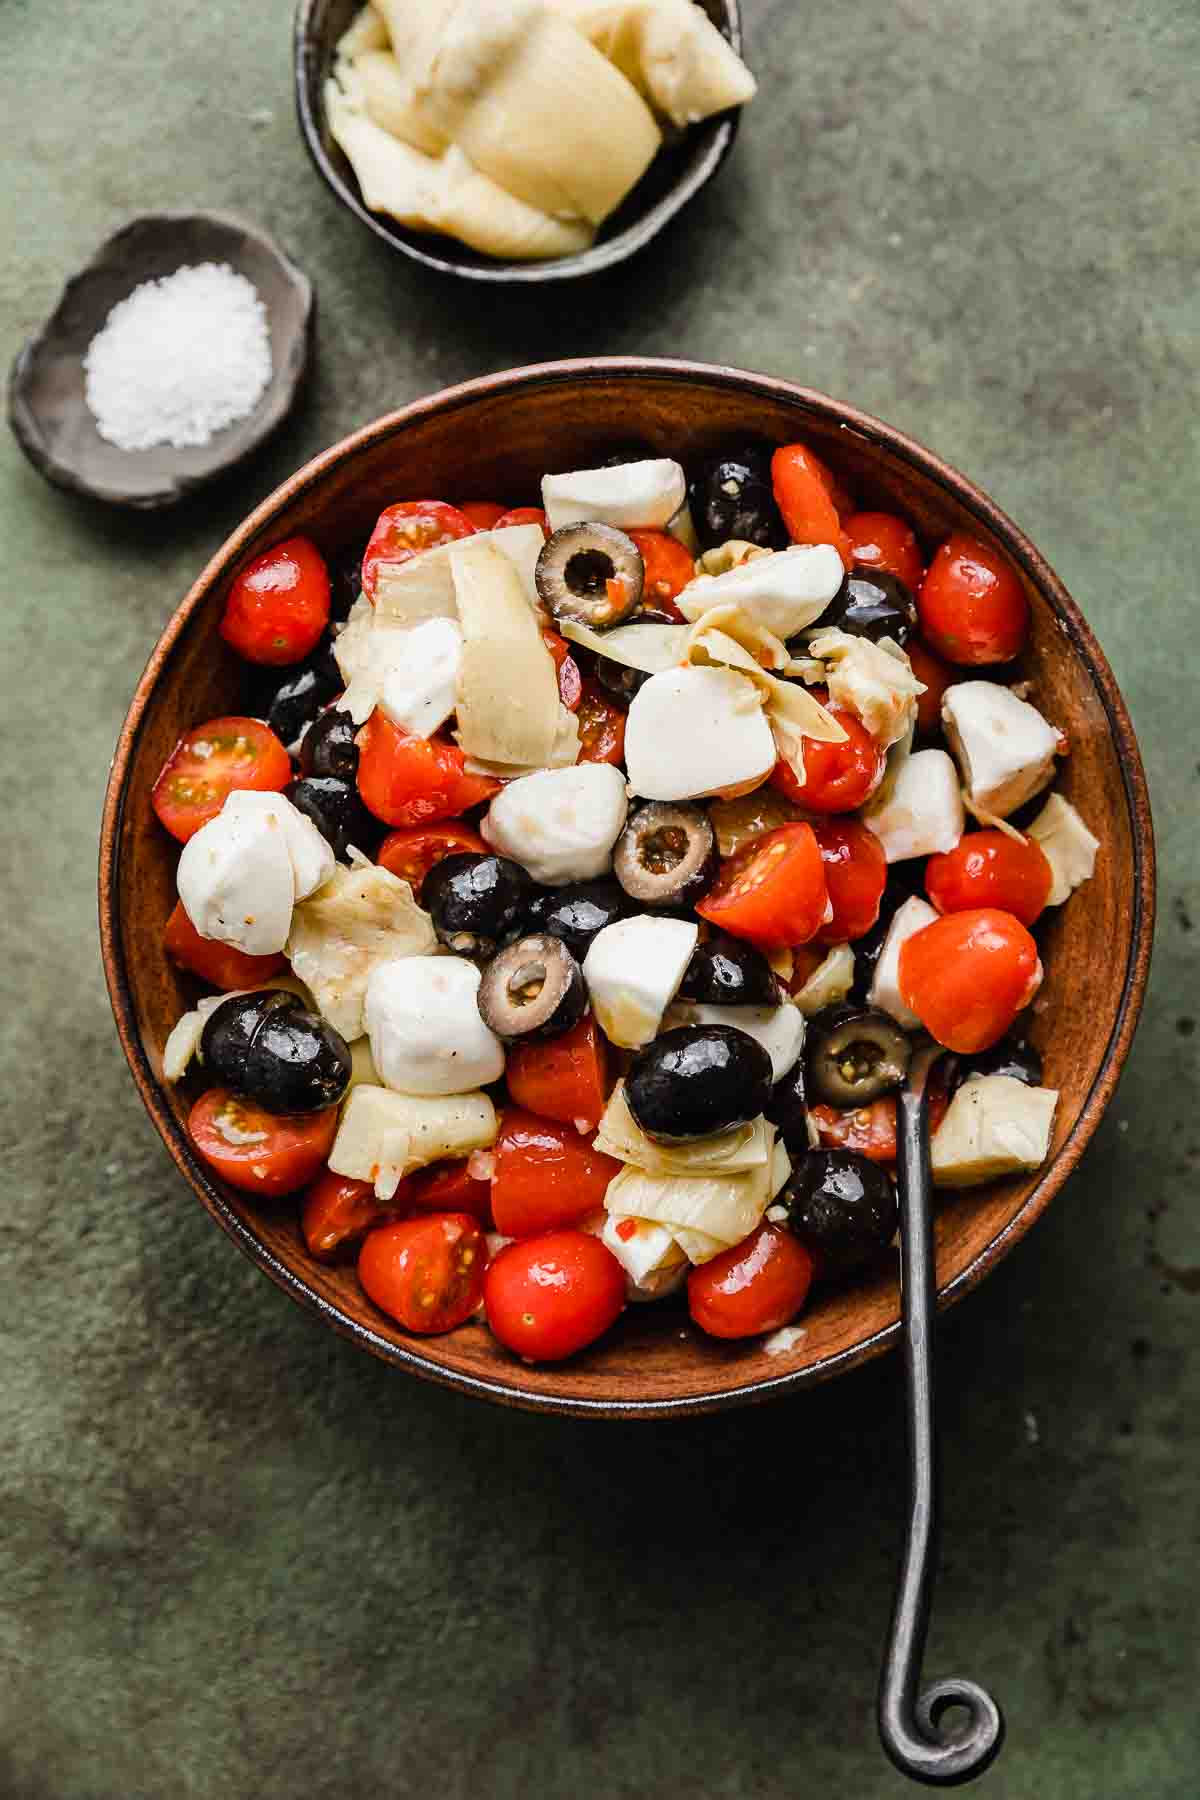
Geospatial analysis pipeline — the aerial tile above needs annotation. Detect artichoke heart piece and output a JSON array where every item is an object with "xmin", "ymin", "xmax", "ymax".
[
  {"xmin": 372, "ymin": 523, "xmax": 545, "ymax": 622},
  {"xmin": 450, "ymin": 539, "xmax": 564, "ymax": 768},
  {"xmin": 594, "ymin": 1081, "xmax": 771, "ymax": 1174},
  {"xmin": 604, "ymin": 1153, "xmax": 774, "ymax": 1259},
  {"xmin": 330, "ymin": 1085, "xmax": 498, "ymax": 1201},
  {"xmin": 352, "ymin": 48, "xmax": 450, "ymax": 156},
  {"xmin": 547, "ymin": 0, "xmax": 757, "ymax": 127},
  {"xmin": 286, "ymin": 863, "xmax": 437, "ymax": 1043}
]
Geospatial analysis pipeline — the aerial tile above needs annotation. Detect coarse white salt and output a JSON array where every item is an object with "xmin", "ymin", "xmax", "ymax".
[{"xmin": 83, "ymin": 261, "xmax": 272, "ymax": 452}]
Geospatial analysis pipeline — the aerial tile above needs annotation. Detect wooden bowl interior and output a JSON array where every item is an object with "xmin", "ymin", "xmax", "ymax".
[{"xmin": 107, "ymin": 365, "xmax": 1149, "ymax": 1413}]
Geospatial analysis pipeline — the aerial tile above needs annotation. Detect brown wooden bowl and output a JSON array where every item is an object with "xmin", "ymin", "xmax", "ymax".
[{"xmin": 99, "ymin": 359, "xmax": 1155, "ymax": 1417}]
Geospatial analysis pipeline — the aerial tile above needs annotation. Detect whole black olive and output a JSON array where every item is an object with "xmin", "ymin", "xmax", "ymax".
[
  {"xmin": 477, "ymin": 935, "xmax": 587, "ymax": 1041},
  {"xmin": 613, "ymin": 803, "xmax": 718, "ymax": 910},
  {"xmin": 535, "ymin": 524, "xmax": 644, "ymax": 629},
  {"xmin": 688, "ymin": 443, "xmax": 788, "ymax": 551},
  {"xmin": 807, "ymin": 1007, "xmax": 912, "ymax": 1107},
  {"xmin": 327, "ymin": 542, "xmax": 367, "ymax": 623},
  {"xmin": 423, "ymin": 853, "xmax": 535, "ymax": 959},
  {"xmin": 262, "ymin": 635, "xmax": 342, "ymax": 747},
  {"xmin": 765, "ymin": 1059, "xmax": 809, "ymax": 1157},
  {"xmin": 201, "ymin": 991, "xmax": 351, "ymax": 1115},
  {"xmin": 601, "ymin": 442, "xmax": 657, "ymax": 468},
  {"xmin": 288, "ymin": 775, "xmax": 378, "ymax": 863},
  {"xmin": 952, "ymin": 1036, "xmax": 1044, "ymax": 1090},
  {"xmin": 524, "ymin": 880, "xmax": 627, "ymax": 960},
  {"xmin": 782, "ymin": 1150, "xmax": 898, "ymax": 1279},
  {"xmin": 679, "ymin": 931, "xmax": 780, "ymax": 1006},
  {"xmin": 300, "ymin": 707, "xmax": 359, "ymax": 782},
  {"xmin": 626, "ymin": 1024, "xmax": 773, "ymax": 1143},
  {"xmin": 595, "ymin": 656, "xmax": 649, "ymax": 709},
  {"xmin": 814, "ymin": 569, "xmax": 918, "ymax": 645},
  {"xmin": 849, "ymin": 865, "xmax": 929, "ymax": 1003}
]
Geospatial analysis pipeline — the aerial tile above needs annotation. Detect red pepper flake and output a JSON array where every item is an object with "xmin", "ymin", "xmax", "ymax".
[{"xmin": 615, "ymin": 1218, "xmax": 638, "ymax": 1242}]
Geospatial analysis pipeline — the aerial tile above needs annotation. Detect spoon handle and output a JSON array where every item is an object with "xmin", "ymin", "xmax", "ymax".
[{"xmin": 877, "ymin": 1080, "xmax": 1005, "ymax": 1787}]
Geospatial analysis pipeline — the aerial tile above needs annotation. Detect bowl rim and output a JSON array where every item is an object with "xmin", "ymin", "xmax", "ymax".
[
  {"xmin": 292, "ymin": 0, "xmax": 743, "ymax": 284},
  {"xmin": 98, "ymin": 356, "xmax": 1156, "ymax": 1417}
]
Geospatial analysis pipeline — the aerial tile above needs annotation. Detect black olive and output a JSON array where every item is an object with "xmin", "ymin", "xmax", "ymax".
[
  {"xmin": 782, "ymin": 1150, "xmax": 898, "ymax": 1279},
  {"xmin": 477, "ymin": 935, "xmax": 586, "ymax": 1042},
  {"xmin": 327, "ymin": 542, "xmax": 367, "ymax": 623},
  {"xmin": 765, "ymin": 1059, "xmax": 809, "ymax": 1157},
  {"xmin": 613, "ymin": 803, "xmax": 717, "ymax": 910},
  {"xmin": 679, "ymin": 931, "xmax": 780, "ymax": 1006},
  {"xmin": 423, "ymin": 853, "xmax": 535, "ymax": 959},
  {"xmin": 814, "ymin": 569, "xmax": 918, "ymax": 645},
  {"xmin": 849, "ymin": 864, "xmax": 929, "ymax": 1003},
  {"xmin": 300, "ymin": 707, "xmax": 359, "ymax": 782},
  {"xmin": 626, "ymin": 1024, "xmax": 773, "ymax": 1143},
  {"xmin": 288, "ymin": 775, "xmax": 378, "ymax": 863},
  {"xmin": 953, "ymin": 1036, "xmax": 1044, "ymax": 1089},
  {"xmin": 807, "ymin": 1007, "xmax": 912, "ymax": 1107},
  {"xmin": 601, "ymin": 442, "xmax": 657, "ymax": 468},
  {"xmin": 201, "ymin": 991, "xmax": 351, "ymax": 1115},
  {"xmin": 535, "ymin": 523, "xmax": 644, "ymax": 629},
  {"xmin": 595, "ymin": 657, "xmax": 649, "ymax": 709},
  {"xmin": 261, "ymin": 635, "xmax": 342, "ymax": 747},
  {"xmin": 524, "ymin": 880, "xmax": 627, "ymax": 960},
  {"xmin": 688, "ymin": 443, "xmax": 788, "ymax": 551}
]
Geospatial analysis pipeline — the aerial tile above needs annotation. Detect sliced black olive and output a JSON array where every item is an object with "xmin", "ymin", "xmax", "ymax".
[
  {"xmin": 300, "ymin": 706, "xmax": 359, "ymax": 782},
  {"xmin": 814, "ymin": 569, "xmax": 918, "ymax": 645},
  {"xmin": 525, "ymin": 880, "xmax": 627, "ymax": 960},
  {"xmin": 327, "ymin": 542, "xmax": 367, "ymax": 623},
  {"xmin": 262, "ymin": 634, "xmax": 342, "ymax": 747},
  {"xmin": 679, "ymin": 931, "xmax": 780, "ymax": 1006},
  {"xmin": 626, "ymin": 1024, "xmax": 773, "ymax": 1143},
  {"xmin": 613, "ymin": 803, "xmax": 717, "ymax": 910},
  {"xmin": 535, "ymin": 524, "xmax": 644, "ymax": 629},
  {"xmin": 807, "ymin": 1007, "xmax": 912, "ymax": 1107},
  {"xmin": 952, "ymin": 1036, "xmax": 1044, "ymax": 1090},
  {"xmin": 595, "ymin": 657, "xmax": 649, "ymax": 709},
  {"xmin": 288, "ymin": 775, "xmax": 378, "ymax": 863},
  {"xmin": 201, "ymin": 991, "xmax": 351, "ymax": 1115},
  {"xmin": 781, "ymin": 1150, "xmax": 898, "ymax": 1279},
  {"xmin": 423, "ymin": 853, "xmax": 535, "ymax": 959},
  {"xmin": 765, "ymin": 1059, "xmax": 809, "ymax": 1157},
  {"xmin": 477, "ymin": 935, "xmax": 586, "ymax": 1042},
  {"xmin": 688, "ymin": 443, "xmax": 788, "ymax": 551},
  {"xmin": 849, "ymin": 864, "xmax": 929, "ymax": 1003}
]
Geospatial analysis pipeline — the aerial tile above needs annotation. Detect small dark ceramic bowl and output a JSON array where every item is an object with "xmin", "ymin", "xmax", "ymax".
[
  {"xmin": 100, "ymin": 359, "xmax": 1155, "ymax": 1417},
  {"xmin": 294, "ymin": 0, "xmax": 745, "ymax": 283},
  {"xmin": 8, "ymin": 211, "xmax": 314, "ymax": 510}
]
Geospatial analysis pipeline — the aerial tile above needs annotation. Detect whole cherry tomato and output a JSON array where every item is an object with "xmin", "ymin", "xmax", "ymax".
[
  {"xmin": 493, "ymin": 507, "xmax": 550, "ymax": 537},
  {"xmin": 188, "ymin": 1089, "xmax": 339, "ymax": 1196},
  {"xmin": 925, "ymin": 830, "xmax": 1052, "ymax": 926},
  {"xmin": 812, "ymin": 818, "xmax": 888, "ymax": 944},
  {"xmin": 490, "ymin": 1108, "xmax": 621, "ymax": 1239},
  {"xmin": 356, "ymin": 714, "xmax": 500, "ymax": 827},
  {"xmin": 484, "ymin": 1231, "xmax": 626, "ymax": 1361},
  {"xmin": 301, "ymin": 1172, "xmax": 386, "ymax": 1260},
  {"xmin": 219, "ymin": 537, "xmax": 332, "ymax": 666},
  {"xmin": 770, "ymin": 692, "xmax": 885, "ymax": 815},
  {"xmin": 687, "ymin": 1223, "xmax": 815, "ymax": 1339},
  {"xmin": 459, "ymin": 502, "xmax": 508, "ymax": 530},
  {"xmin": 360, "ymin": 502, "xmax": 476, "ymax": 602},
  {"xmin": 505, "ymin": 1013, "xmax": 611, "ymax": 1132},
  {"xmin": 358, "ymin": 1213, "xmax": 488, "ymax": 1334},
  {"xmin": 843, "ymin": 512, "xmax": 924, "ymax": 589},
  {"xmin": 628, "ymin": 529, "xmax": 696, "ymax": 619},
  {"xmin": 575, "ymin": 681, "xmax": 627, "ymax": 765},
  {"xmin": 377, "ymin": 824, "xmax": 488, "ymax": 899},
  {"xmin": 696, "ymin": 824, "xmax": 829, "ymax": 950},
  {"xmin": 771, "ymin": 444, "xmax": 853, "ymax": 566},
  {"xmin": 151, "ymin": 716, "xmax": 291, "ymax": 843},
  {"xmin": 163, "ymin": 900, "xmax": 286, "ymax": 990},
  {"xmin": 917, "ymin": 533, "xmax": 1029, "ymax": 664},
  {"xmin": 899, "ymin": 908, "xmax": 1042, "ymax": 1053},
  {"xmin": 906, "ymin": 638, "xmax": 955, "ymax": 736}
]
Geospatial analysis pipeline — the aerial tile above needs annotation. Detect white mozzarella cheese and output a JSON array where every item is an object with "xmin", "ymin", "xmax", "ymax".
[
  {"xmin": 375, "ymin": 616, "xmax": 464, "ymax": 738},
  {"xmin": 869, "ymin": 896, "xmax": 939, "ymax": 1027},
  {"xmin": 480, "ymin": 762, "xmax": 628, "ymax": 884},
  {"xmin": 1026, "ymin": 792, "xmax": 1100, "ymax": 905},
  {"xmin": 941, "ymin": 681, "xmax": 1060, "ymax": 818},
  {"xmin": 176, "ymin": 802, "xmax": 296, "ymax": 957},
  {"xmin": 365, "ymin": 955, "xmax": 504, "ymax": 1095},
  {"xmin": 624, "ymin": 665, "xmax": 776, "ymax": 802},
  {"xmin": 582, "ymin": 914, "xmax": 698, "ymax": 1048},
  {"xmin": 542, "ymin": 458, "xmax": 686, "ymax": 533},
  {"xmin": 676, "ymin": 543, "xmax": 845, "ymax": 639},
  {"xmin": 665, "ymin": 1000, "xmax": 805, "ymax": 1083},
  {"xmin": 221, "ymin": 789, "xmax": 335, "ymax": 900},
  {"xmin": 863, "ymin": 748, "xmax": 964, "ymax": 862},
  {"xmin": 931, "ymin": 1075, "xmax": 1059, "ymax": 1187}
]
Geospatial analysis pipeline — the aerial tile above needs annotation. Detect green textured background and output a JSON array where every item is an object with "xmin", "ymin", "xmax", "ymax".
[{"xmin": 2, "ymin": 1, "xmax": 1197, "ymax": 1794}]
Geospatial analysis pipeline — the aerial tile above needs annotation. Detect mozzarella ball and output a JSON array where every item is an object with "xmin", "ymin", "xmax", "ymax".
[
  {"xmin": 365, "ymin": 956, "xmax": 505, "ymax": 1096},
  {"xmin": 177, "ymin": 802, "xmax": 296, "ymax": 957},
  {"xmin": 582, "ymin": 914, "xmax": 698, "ymax": 1049},
  {"xmin": 624, "ymin": 666, "xmax": 777, "ymax": 802},
  {"xmin": 481, "ymin": 762, "xmax": 629, "ymax": 885}
]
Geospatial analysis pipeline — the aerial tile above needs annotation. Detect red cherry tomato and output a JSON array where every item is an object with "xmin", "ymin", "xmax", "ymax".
[
  {"xmin": 843, "ymin": 512, "xmax": 924, "ymax": 589},
  {"xmin": 769, "ymin": 690, "xmax": 885, "ymax": 814},
  {"xmin": 925, "ymin": 830, "xmax": 1052, "ymax": 926},
  {"xmin": 301, "ymin": 1172, "xmax": 386, "ymax": 1260},
  {"xmin": 541, "ymin": 628, "xmax": 583, "ymax": 710},
  {"xmin": 907, "ymin": 638, "xmax": 955, "ymax": 736},
  {"xmin": 358, "ymin": 1213, "xmax": 488, "ymax": 1334},
  {"xmin": 771, "ymin": 444, "xmax": 853, "ymax": 566},
  {"xmin": 459, "ymin": 501, "xmax": 508, "ymax": 530},
  {"xmin": 687, "ymin": 1223, "xmax": 815, "ymax": 1340},
  {"xmin": 219, "ymin": 536, "xmax": 331, "ymax": 666},
  {"xmin": 376, "ymin": 824, "xmax": 488, "ymax": 899},
  {"xmin": 696, "ymin": 824, "xmax": 829, "ymax": 950},
  {"xmin": 493, "ymin": 506, "xmax": 550, "ymax": 537},
  {"xmin": 163, "ymin": 900, "xmax": 286, "ymax": 989},
  {"xmin": 812, "ymin": 818, "xmax": 888, "ymax": 944},
  {"xmin": 188, "ymin": 1089, "xmax": 339, "ymax": 1196},
  {"xmin": 505, "ymin": 1013, "xmax": 611, "ymax": 1132},
  {"xmin": 627, "ymin": 529, "xmax": 695, "ymax": 620},
  {"xmin": 484, "ymin": 1231, "xmax": 625, "ymax": 1361},
  {"xmin": 356, "ymin": 713, "xmax": 500, "ymax": 827},
  {"xmin": 899, "ymin": 908, "xmax": 1042, "ymax": 1053},
  {"xmin": 917, "ymin": 534, "xmax": 1030, "ymax": 665},
  {"xmin": 575, "ymin": 681, "xmax": 627, "ymax": 765},
  {"xmin": 810, "ymin": 1100, "xmax": 898, "ymax": 1164},
  {"xmin": 151, "ymin": 716, "xmax": 292, "ymax": 843},
  {"xmin": 360, "ymin": 502, "xmax": 477, "ymax": 602},
  {"xmin": 403, "ymin": 1158, "xmax": 493, "ymax": 1224},
  {"xmin": 490, "ymin": 1108, "xmax": 622, "ymax": 1239}
]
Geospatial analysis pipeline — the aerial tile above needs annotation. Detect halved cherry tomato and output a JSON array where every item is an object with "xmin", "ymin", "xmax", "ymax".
[
  {"xmin": 627, "ymin": 529, "xmax": 695, "ymax": 620},
  {"xmin": 219, "ymin": 536, "xmax": 331, "ymax": 666},
  {"xmin": 575, "ymin": 681, "xmax": 627, "ymax": 765},
  {"xmin": 907, "ymin": 638, "xmax": 955, "ymax": 735},
  {"xmin": 771, "ymin": 444, "xmax": 853, "ymax": 566},
  {"xmin": 505, "ymin": 1013, "xmax": 611, "ymax": 1132},
  {"xmin": 151, "ymin": 716, "xmax": 292, "ymax": 843},
  {"xmin": 843, "ymin": 512, "xmax": 924, "ymax": 589},
  {"xmin": 899, "ymin": 908, "xmax": 1042, "ymax": 1053},
  {"xmin": 811, "ymin": 1099, "xmax": 898, "ymax": 1164},
  {"xmin": 163, "ymin": 901, "xmax": 286, "ymax": 990},
  {"xmin": 459, "ymin": 501, "xmax": 508, "ymax": 530},
  {"xmin": 188, "ymin": 1089, "xmax": 339, "ymax": 1196},
  {"xmin": 360, "ymin": 502, "xmax": 476, "ymax": 601},
  {"xmin": 493, "ymin": 506, "xmax": 550, "ymax": 537},
  {"xmin": 812, "ymin": 818, "xmax": 888, "ymax": 944},
  {"xmin": 377, "ymin": 824, "xmax": 488, "ymax": 899},
  {"xmin": 687, "ymin": 1222, "xmax": 815, "ymax": 1340},
  {"xmin": 358, "ymin": 1213, "xmax": 487, "ymax": 1334},
  {"xmin": 301, "ymin": 1172, "xmax": 386, "ymax": 1260},
  {"xmin": 917, "ymin": 534, "xmax": 1029, "ymax": 665},
  {"xmin": 403, "ymin": 1158, "xmax": 492, "ymax": 1224},
  {"xmin": 925, "ymin": 831, "xmax": 1052, "ymax": 927},
  {"xmin": 484, "ymin": 1230, "xmax": 625, "ymax": 1361},
  {"xmin": 490, "ymin": 1108, "xmax": 622, "ymax": 1239},
  {"xmin": 697, "ymin": 824, "xmax": 829, "ymax": 950},
  {"xmin": 542, "ymin": 628, "xmax": 583, "ymax": 710},
  {"xmin": 769, "ymin": 690, "xmax": 885, "ymax": 814},
  {"xmin": 356, "ymin": 713, "xmax": 500, "ymax": 827}
]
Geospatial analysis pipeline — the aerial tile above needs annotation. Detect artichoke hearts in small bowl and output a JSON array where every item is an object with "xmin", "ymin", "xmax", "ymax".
[{"xmin": 294, "ymin": 0, "xmax": 754, "ymax": 281}]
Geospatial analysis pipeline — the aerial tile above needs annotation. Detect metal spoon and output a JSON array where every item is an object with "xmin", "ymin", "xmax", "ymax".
[{"xmin": 877, "ymin": 1046, "xmax": 1005, "ymax": 1786}]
